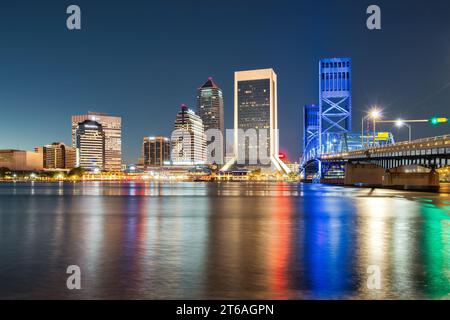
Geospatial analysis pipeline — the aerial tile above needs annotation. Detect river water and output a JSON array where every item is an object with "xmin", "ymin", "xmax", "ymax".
[{"xmin": 0, "ymin": 182, "xmax": 449, "ymax": 299}]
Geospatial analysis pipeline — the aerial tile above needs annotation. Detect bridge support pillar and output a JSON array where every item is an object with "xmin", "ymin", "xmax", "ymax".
[
  {"xmin": 382, "ymin": 168, "xmax": 440, "ymax": 192},
  {"xmin": 343, "ymin": 163, "xmax": 384, "ymax": 187}
]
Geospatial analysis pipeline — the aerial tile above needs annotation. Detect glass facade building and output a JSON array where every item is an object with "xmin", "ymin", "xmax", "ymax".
[
  {"xmin": 142, "ymin": 136, "xmax": 171, "ymax": 167},
  {"xmin": 228, "ymin": 69, "xmax": 289, "ymax": 173},
  {"xmin": 197, "ymin": 77, "xmax": 225, "ymax": 164},
  {"xmin": 237, "ymin": 78, "xmax": 271, "ymax": 165},
  {"xmin": 75, "ymin": 120, "xmax": 105, "ymax": 172},
  {"xmin": 172, "ymin": 104, "xmax": 206, "ymax": 165},
  {"xmin": 197, "ymin": 77, "xmax": 224, "ymax": 135},
  {"xmin": 72, "ymin": 112, "xmax": 121, "ymax": 172}
]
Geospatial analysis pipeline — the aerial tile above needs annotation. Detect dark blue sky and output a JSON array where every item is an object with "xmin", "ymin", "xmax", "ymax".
[{"xmin": 1, "ymin": 0, "xmax": 449, "ymax": 163}]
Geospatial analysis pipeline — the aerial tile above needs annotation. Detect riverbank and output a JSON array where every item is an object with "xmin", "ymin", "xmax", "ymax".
[{"xmin": 1, "ymin": 179, "xmax": 448, "ymax": 194}]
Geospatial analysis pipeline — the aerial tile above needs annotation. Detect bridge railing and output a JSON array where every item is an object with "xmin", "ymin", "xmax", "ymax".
[
  {"xmin": 321, "ymin": 134, "xmax": 450, "ymax": 159},
  {"xmin": 382, "ymin": 134, "xmax": 449, "ymax": 147}
]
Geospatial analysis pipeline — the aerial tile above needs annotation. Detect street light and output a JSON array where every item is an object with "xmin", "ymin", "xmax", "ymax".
[
  {"xmin": 395, "ymin": 119, "xmax": 412, "ymax": 142},
  {"xmin": 361, "ymin": 107, "xmax": 383, "ymax": 148},
  {"xmin": 370, "ymin": 109, "xmax": 381, "ymax": 119},
  {"xmin": 370, "ymin": 108, "xmax": 381, "ymax": 147}
]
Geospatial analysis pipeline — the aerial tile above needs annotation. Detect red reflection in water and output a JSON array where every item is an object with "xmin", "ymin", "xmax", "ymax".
[{"xmin": 267, "ymin": 192, "xmax": 292, "ymax": 299}]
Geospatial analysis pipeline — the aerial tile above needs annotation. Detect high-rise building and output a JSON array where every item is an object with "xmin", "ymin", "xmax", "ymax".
[
  {"xmin": 142, "ymin": 136, "xmax": 171, "ymax": 167},
  {"xmin": 72, "ymin": 112, "xmax": 121, "ymax": 171},
  {"xmin": 197, "ymin": 77, "xmax": 224, "ymax": 135},
  {"xmin": 319, "ymin": 58, "xmax": 352, "ymax": 154},
  {"xmin": 172, "ymin": 104, "xmax": 206, "ymax": 165},
  {"xmin": 223, "ymin": 68, "xmax": 289, "ymax": 173},
  {"xmin": 0, "ymin": 150, "xmax": 43, "ymax": 171},
  {"xmin": 75, "ymin": 120, "xmax": 105, "ymax": 172},
  {"xmin": 35, "ymin": 142, "xmax": 77, "ymax": 169}
]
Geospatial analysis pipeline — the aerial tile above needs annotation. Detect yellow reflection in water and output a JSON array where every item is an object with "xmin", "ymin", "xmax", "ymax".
[{"xmin": 356, "ymin": 197, "xmax": 391, "ymax": 298}]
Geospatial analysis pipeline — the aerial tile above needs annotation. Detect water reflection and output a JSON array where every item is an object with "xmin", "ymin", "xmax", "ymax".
[
  {"xmin": 0, "ymin": 182, "xmax": 449, "ymax": 299},
  {"xmin": 421, "ymin": 204, "xmax": 450, "ymax": 299},
  {"xmin": 296, "ymin": 195, "xmax": 356, "ymax": 299}
]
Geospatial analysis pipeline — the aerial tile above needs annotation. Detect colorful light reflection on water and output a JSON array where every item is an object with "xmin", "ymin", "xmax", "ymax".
[{"xmin": 0, "ymin": 182, "xmax": 449, "ymax": 299}]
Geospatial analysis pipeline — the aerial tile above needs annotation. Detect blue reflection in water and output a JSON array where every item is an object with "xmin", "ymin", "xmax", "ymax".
[{"xmin": 300, "ymin": 195, "xmax": 356, "ymax": 299}]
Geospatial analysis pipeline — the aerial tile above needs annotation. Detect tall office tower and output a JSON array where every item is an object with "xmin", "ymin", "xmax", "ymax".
[
  {"xmin": 197, "ymin": 77, "xmax": 224, "ymax": 133},
  {"xmin": 36, "ymin": 142, "xmax": 77, "ymax": 169},
  {"xmin": 172, "ymin": 104, "xmax": 206, "ymax": 165},
  {"xmin": 303, "ymin": 104, "xmax": 320, "ymax": 161},
  {"xmin": 75, "ymin": 120, "xmax": 105, "ymax": 172},
  {"xmin": 223, "ymin": 68, "xmax": 289, "ymax": 173},
  {"xmin": 197, "ymin": 77, "xmax": 225, "ymax": 160},
  {"xmin": 142, "ymin": 136, "xmax": 171, "ymax": 167},
  {"xmin": 319, "ymin": 58, "xmax": 352, "ymax": 155},
  {"xmin": 72, "ymin": 112, "xmax": 121, "ymax": 171}
]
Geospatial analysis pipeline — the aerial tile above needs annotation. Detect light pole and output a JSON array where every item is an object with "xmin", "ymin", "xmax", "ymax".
[
  {"xmin": 395, "ymin": 120, "xmax": 412, "ymax": 142},
  {"xmin": 374, "ymin": 116, "xmax": 447, "ymax": 144},
  {"xmin": 373, "ymin": 116, "xmax": 376, "ymax": 146},
  {"xmin": 370, "ymin": 109, "xmax": 381, "ymax": 147},
  {"xmin": 361, "ymin": 108, "xmax": 381, "ymax": 148},
  {"xmin": 361, "ymin": 116, "xmax": 365, "ymax": 147},
  {"xmin": 377, "ymin": 119, "xmax": 431, "ymax": 143}
]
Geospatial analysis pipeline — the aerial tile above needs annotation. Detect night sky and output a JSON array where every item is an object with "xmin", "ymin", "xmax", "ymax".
[{"xmin": 1, "ymin": 0, "xmax": 449, "ymax": 163}]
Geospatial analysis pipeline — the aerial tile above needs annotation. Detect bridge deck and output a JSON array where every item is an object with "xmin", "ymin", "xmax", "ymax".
[{"xmin": 321, "ymin": 135, "xmax": 450, "ymax": 161}]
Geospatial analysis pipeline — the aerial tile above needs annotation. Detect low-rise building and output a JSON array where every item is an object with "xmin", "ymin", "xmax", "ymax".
[
  {"xmin": 35, "ymin": 142, "xmax": 77, "ymax": 169},
  {"xmin": 142, "ymin": 136, "xmax": 171, "ymax": 167},
  {"xmin": 0, "ymin": 150, "xmax": 43, "ymax": 171}
]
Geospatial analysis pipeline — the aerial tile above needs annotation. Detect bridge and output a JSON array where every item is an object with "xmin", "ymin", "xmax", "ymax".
[
  {"xmin": 321, "ymin": 135, "xmax": 450, "ymax": 168},
  {"xmin": 316, "ymin": 135, "xmax": 450, "ymax": 191}
]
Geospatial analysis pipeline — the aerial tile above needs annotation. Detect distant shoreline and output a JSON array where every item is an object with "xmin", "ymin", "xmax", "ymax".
[{"xmin": 1, "ymin": 180, "xmax": 448, "ymax": 194}]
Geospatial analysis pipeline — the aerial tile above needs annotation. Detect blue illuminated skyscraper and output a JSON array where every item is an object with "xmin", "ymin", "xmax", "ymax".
[{"xmin": 319, "ymin": 58, "xmax": 352, "ymax": 154}]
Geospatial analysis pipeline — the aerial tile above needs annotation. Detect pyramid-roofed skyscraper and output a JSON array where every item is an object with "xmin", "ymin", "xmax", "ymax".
[
  {"xmin": 197, "ymin": 77, "xmax": 224, "ymax": 136},
  {"xmin": 197, "ymin": 77, "xmax": 224, "ymax": 133}
]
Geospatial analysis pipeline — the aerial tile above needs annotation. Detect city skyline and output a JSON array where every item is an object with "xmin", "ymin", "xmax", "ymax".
[
  {"xmin": 1, "ymin": 1, "xmax": 450, "ymax": 163},
  {"xmin": 6, "ymin": 57, "xmax": 447, "ymax": 167}
]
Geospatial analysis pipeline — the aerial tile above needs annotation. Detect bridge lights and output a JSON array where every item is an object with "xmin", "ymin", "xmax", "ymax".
[
  {"xmin": 395, "ymin": 120, "xmax": 404, "ymax": 127},
  {"xmin": 395, "ymin": 119, "xmax": 412, "ymax": 142}
]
